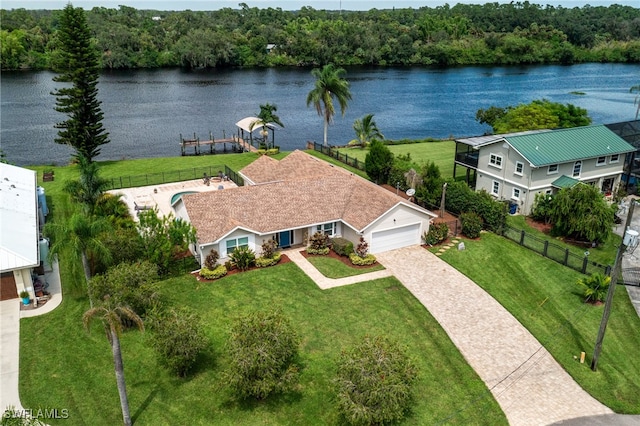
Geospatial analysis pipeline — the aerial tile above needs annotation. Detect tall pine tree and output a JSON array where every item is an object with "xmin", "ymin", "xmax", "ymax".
[{"xmin": 52, "ymin": 4, "xmax": 109, "ymax": 162}]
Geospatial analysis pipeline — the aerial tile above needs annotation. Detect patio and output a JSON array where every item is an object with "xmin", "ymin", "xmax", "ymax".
[{"xmin": 108, "ymin": 176, "xmax": 238, "ymax": 218}]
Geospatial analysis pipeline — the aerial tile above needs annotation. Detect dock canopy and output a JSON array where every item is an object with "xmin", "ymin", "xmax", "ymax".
[{"xmin": 235, "ymin": 117, "xmax": 277, "ymax": 133}]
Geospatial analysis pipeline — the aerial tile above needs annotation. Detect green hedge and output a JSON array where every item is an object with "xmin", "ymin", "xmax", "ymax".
[
  {"xmin": 199, "ymin": 264, "xmax": 228, "ymax": 280},
  {"xmin": 349, "ymin": 253, "xmax": 377, "ymax": 266}
]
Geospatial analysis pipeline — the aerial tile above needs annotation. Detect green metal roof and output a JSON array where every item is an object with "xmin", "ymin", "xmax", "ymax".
[
  {"xmin": 505, "ymin": 125, "xmax": 635, "ymax": 167},
  {"xmin": 551, "ymin": 175, "xmax": 580, "ymax": 189}
]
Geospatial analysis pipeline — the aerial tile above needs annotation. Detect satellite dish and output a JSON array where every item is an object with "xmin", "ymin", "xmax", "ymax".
[{"xmin": 406, "ymin": 188, "xmax": 416, "ymax": 197}]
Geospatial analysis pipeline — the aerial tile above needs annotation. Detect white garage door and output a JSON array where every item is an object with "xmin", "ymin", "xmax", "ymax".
[{"xmin": 370, "ymin": 223, "xmax": 420, "ymax": 253}]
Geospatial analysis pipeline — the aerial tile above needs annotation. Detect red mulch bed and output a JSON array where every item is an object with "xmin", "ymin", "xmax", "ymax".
[
  {"xmin": 525, "ymin": 217, "xmax": 552, "ymax": 234},
  {"xmin": 300, "ymin": 249, "xmax": 380, "ymax": 269},
  {"xmin": 192, "ymin": 254, "xmax": 292, "ymax": 282}
]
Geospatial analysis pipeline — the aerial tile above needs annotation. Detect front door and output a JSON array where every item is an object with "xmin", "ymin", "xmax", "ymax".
[{"xmin": 279, "ymin": 231, "xmax": 291, "ymax": 248}]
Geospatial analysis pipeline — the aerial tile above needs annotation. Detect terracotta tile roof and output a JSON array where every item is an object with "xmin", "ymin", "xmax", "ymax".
[{"xmin": 184, "ymin": 151, "xmax": 434, "ymax": 244}]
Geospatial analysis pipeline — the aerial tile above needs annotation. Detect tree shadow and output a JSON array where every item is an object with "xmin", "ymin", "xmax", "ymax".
[{"xmin": 131, "ymin": 385, "xmax": 160, "ymax": 424}]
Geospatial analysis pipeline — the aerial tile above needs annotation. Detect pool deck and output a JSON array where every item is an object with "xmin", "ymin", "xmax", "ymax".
[{"xmin": 108, "ymin": 178, "xmax": 237, "ymax": 218}]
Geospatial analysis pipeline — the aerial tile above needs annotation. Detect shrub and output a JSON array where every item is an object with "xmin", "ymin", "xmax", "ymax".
[
  {"xmin": 332, "ymin": 237, "xmax": 354, "ymax": 256},
  {"xmin": 423, "ymin": 222, "xmax": 449, "ymax": 246},
  {"xmin": 460, "ymin": 212, "xmax": 483, "ymax": 238},
  {"xmin": 261, "ymin": 239, "xmax": 278, "ymax": 259},
  {"xmin": 309, "ymin": 231, "xmax": 329, "ymax": 250},
  {"xmin": 307, "ymin": 246, "xmax": 330, "ymax": 255},
  {"xmin": 148, "ymin": 307, "xmax": 209, "ymax": 377},
  {"xmin": 335, "ymin": 335, "xmax": 417, "ymax": 426},
  {"xmin": 224, "ymin": 260, "xmax": 234, "ymax": 271},
  {"xmin": 229, "ymin": 246, "xmax": 256, "ymax": 271},
  {"xmin": 577, "ymin": 272, "xmax": 611, "ymax": 304},
  {"xmin": 355, "ymin": 236, "xmax": 369, "ymax": 257},
  {"xmin": 225, "ymin": 310, "xmax": 300, "ymax": 400},
  {"xmin": 474, "ymin": 190, "xmax": 507, "ymax": 232},
  {"xmin": 365, "ymin": 140, "xmax": 394, "ymax": 184},
  {"xmin": 90, "ymin": 261, "xmax": 160, "ymax": 318},
  {"xmin": 349, "ymin": 253, "xmax": 377, "ymax": 266},
  {"xmin": 444, "ymin": 180, "xmax": 475, "ymax": 215},
  {"xmin": 199, "ymin": 264, "xmax": 228, "ymax": 280},
  {"xmin": 531, "ymin": 192, "xmax": 554, "ymax": 224},
  {"xmin": 204, "ymin": 249, "xmax": 219, "ymax": 270},
  {"xmin": 256, "ymin": 252, "xmax": 282, "ymax": 268}
]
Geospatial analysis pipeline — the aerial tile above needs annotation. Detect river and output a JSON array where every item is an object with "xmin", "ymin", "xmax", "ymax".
[{"xmin": 1, "ymin": 63, "xmax": 638, "ymax": 166}]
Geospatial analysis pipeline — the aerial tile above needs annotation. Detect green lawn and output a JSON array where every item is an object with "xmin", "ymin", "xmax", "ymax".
[
  {"xmin": 437, "ymin": 232, "xmax": 640, "ymax": 413},
  {"xmin": 505, "ymin": 215, "xmax": 619, "ymax": 269},
  {"xmin": 19, "ymin": 264, "xmax": 506, "ymax": 425},
  {"xmin": 336, "ymin": 141, "xmax": 457, "ymax": 179},
  {"xmin": 304, "ymin": 255, "xmax": 384, "ymax": 278}
]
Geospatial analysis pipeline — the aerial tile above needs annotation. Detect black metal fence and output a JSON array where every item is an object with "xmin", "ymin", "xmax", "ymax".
[
  {"xmin": 309, "ymin": 142, "xmax": 366, "ymax": 171},
  {"xmin": 224, "ymin": 165, "xmax": 244, "ymax": 187},
  {"xmin": 104, "ymin": 165, "xmax": 236, "ymax": 190},
  {"xmin": 501, "ymin": 224, "xmax": 611, "ymax": 276}
]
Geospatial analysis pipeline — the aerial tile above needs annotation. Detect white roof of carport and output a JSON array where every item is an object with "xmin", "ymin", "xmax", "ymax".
[{"xmin": 235, "ymin": 117, "xmax": 277, "ymax": 133}]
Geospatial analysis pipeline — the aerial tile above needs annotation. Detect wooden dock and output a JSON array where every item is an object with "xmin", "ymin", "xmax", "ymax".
[{"xmin": 180, "ymin": 133, "xmax": 258, "ymax": 156}]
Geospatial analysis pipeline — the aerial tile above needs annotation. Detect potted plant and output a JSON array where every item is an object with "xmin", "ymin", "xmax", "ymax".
[{"xmin": 19, "ymin": 290, "xmax": 30, "ymax": 306}]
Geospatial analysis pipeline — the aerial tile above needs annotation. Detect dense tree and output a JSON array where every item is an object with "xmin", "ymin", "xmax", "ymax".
[
  {"xmin": 83, "ymin": 295, "xmax": 143, "ymax": 426},
  {"xmin": 548, "ymin": 183, "xmax": 615, "ymax": 243},
  {"xmin": 348, "ymin": 114, "xmax": 384, "ymax": 148},
  {"xmin": 3, "ymin": 5, "xmax": 640, "ymax": 70},
  {"xmin": 225, "ymin": 310, "xmax": 300, "ymax": 400},
  {"xmin": 334, "ymin": 335, "xmax": 417, "ymax": 426},
  {"xmin": 51, "ymin": 4, "xmax": 109, "ymax": 162},
  {"xmin": 148, "ymin": 307, "xmax": 209, "ymax": 377},
  {"xmin": 477, "ymin": 99, "xmax": 591, "ymax": 133},
  {"xmin": 306, "ymin": 64, "xmax": 352, "ymax": 146},
  {"xmin": 364, "ymin": 140, "xmax": 394, "ymax": 184},
  {"xmin": 90, "ymin": 261, "xmax": 159, "ymax": 318},
  {"xmin": 137, "ymin": 208, "xmax": 197, "ymax": 274}
]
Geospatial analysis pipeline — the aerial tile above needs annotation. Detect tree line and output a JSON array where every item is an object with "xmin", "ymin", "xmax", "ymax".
[{"xmin": 2, "ymin": 2, "xmax": 640, "ymax": 70}]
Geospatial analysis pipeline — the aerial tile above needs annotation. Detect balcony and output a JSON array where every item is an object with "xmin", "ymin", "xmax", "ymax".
[{"xmin": 455, "ymin": 151, "xmax": 479, "ymax": 169}]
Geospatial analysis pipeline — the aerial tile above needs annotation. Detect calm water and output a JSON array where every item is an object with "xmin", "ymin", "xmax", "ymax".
[{"xmin": 1, "ymin": 63, "xmax": 638, "ymax": 166}]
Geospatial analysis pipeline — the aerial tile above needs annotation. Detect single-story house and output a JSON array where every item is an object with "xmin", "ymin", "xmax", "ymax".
[
  {"xmin": 173, "ymin": 150, "xmax": 436, "ymax": 265},
  {"xmin": 0, "ymin": 163, "xmax": 48, "ymax": 301},
  {"xmin": 452, "ymin": 125, "xmax": 636, "ymax": 215}
]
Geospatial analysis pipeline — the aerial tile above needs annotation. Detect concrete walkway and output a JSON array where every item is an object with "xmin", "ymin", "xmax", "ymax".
[
  {"xmin": 0, "ymin": 260, "xmax": 62, "ymax": 413},
  {"xmin": 284, "ymin": 249, "xmax": 393, "ymax": 289}
]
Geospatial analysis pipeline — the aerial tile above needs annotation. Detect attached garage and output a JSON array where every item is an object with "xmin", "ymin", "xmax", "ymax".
[{"xmin": 370, "ymin": 223, "xmax": 421, "ymax": 254}]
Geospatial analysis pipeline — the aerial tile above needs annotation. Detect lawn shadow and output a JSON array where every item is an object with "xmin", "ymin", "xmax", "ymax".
[{"xmin": 131, "ymin": 386, "xmax": 160, "ymax": 424}]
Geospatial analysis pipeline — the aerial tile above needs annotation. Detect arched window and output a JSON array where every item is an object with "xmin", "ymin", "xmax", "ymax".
[{"xmin": 573, "ymin": 161, "xmax": 582, "ymax": 177}]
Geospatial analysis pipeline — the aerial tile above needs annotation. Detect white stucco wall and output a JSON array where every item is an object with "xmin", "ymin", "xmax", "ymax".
[{"xmin": 362, "ymin": 204, "xmax": 432, "ymax": 246}]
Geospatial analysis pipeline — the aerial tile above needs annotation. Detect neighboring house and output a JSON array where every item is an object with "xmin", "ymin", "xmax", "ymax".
[
  {"xmin": 0, "ymin": 163, "xmax": 48, "ymax": 301},
  {"xmin": 173, "ymin": 150, "xmax": 436, "ymax": 265},
  {"xmin": 453, "ymin": 125, "xmax": 636, "ymax": 215}
]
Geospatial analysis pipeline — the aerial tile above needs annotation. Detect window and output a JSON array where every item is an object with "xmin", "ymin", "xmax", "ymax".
[
  {"xmin": 548, "ymin": 164, "xmax": 558, "ymax": 174},
  {"xmin": 610, "ymin": 154, "xmax": 619, "ymax": 163},
  {"xmin": 316, "ymin": 222, "xmax": 337, "ymax": 236},
  {"xmin": 596, "ymin": 156, "xmax": 606, "ymax": 166},
  {"xmin": 489, "ymin": 153, "xmax": 503, "ymax": 168},
  {"xmin": 491, "ymin": 181, "xmax": 500, "ymax": 196},
  {"xmin": 573, "ymin": 161, "xmax": 582, "ymax": 177},
  {"xmin": 226, "ymin": 236, "xmax": 248, "ymax": 253},
  {"xmin": 512, "ymin": 188, "xmax": 520, "ymax": 199},
  {"xmin": 515, "ymin": 161, "xmax": 524, "ymax": 176}
]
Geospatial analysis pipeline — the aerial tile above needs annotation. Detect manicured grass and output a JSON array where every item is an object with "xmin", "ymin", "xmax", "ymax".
[
  {"xmin": 336, "ymin": 141, "xmax": 456, "ymax": 179},
  {"xmin": 304, "ymin": 255, "xmax": 384, "ymax": 278},
  {"xmin": 19, "ymin": 263, "xmax": 507, "ymax": 425},
  {"xmin": 506, "ymin": 215, "xmax": 619, "ymax": 269},
  {"xmin": 305, "ymin": 150, "xmax": 369, "ymax": 179},
  {"xmin": 437, "ymin": 232, "xmax": 640, "ymax": 413}
]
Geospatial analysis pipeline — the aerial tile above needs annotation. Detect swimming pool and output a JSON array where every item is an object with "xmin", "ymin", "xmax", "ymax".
[{"xmin": 170, "ymin": 191, "xmax": 198, "ymax": 205}]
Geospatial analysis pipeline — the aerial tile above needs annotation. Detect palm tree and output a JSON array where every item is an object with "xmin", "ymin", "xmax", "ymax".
[
  {"xmin": 631, "ymin": 84, "xmax": 640, "ymax": 120},
  {"xmin": 45, "ymin": 212, "xmax": 112, "ymax": 305},
  {"xmin": 250, "ymin": 103, "xmax": 284, "ymax": 149},
  {"xmin": 348, "ymin": 114, "xmax": 384, "ymax": 149},
  {"xmin": 306, "ymin": 64, "xmax": 352, "ymax": 147},
  {"xmin": 63, "ymin": 155, "xmax": 109, "ymax": 214},
  {"xmin": 83, "ymin": 295, "xmax": 144, "ymax": 426}
]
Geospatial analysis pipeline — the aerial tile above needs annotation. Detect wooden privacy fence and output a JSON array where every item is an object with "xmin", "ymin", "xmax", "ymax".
[
  {"xmin": 104, "ymin": 164, "xmax": 241, "ymax": 190},
  {"xmin": 501, "ymin": 224, "xmax": 611, "ymax": 276}
]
